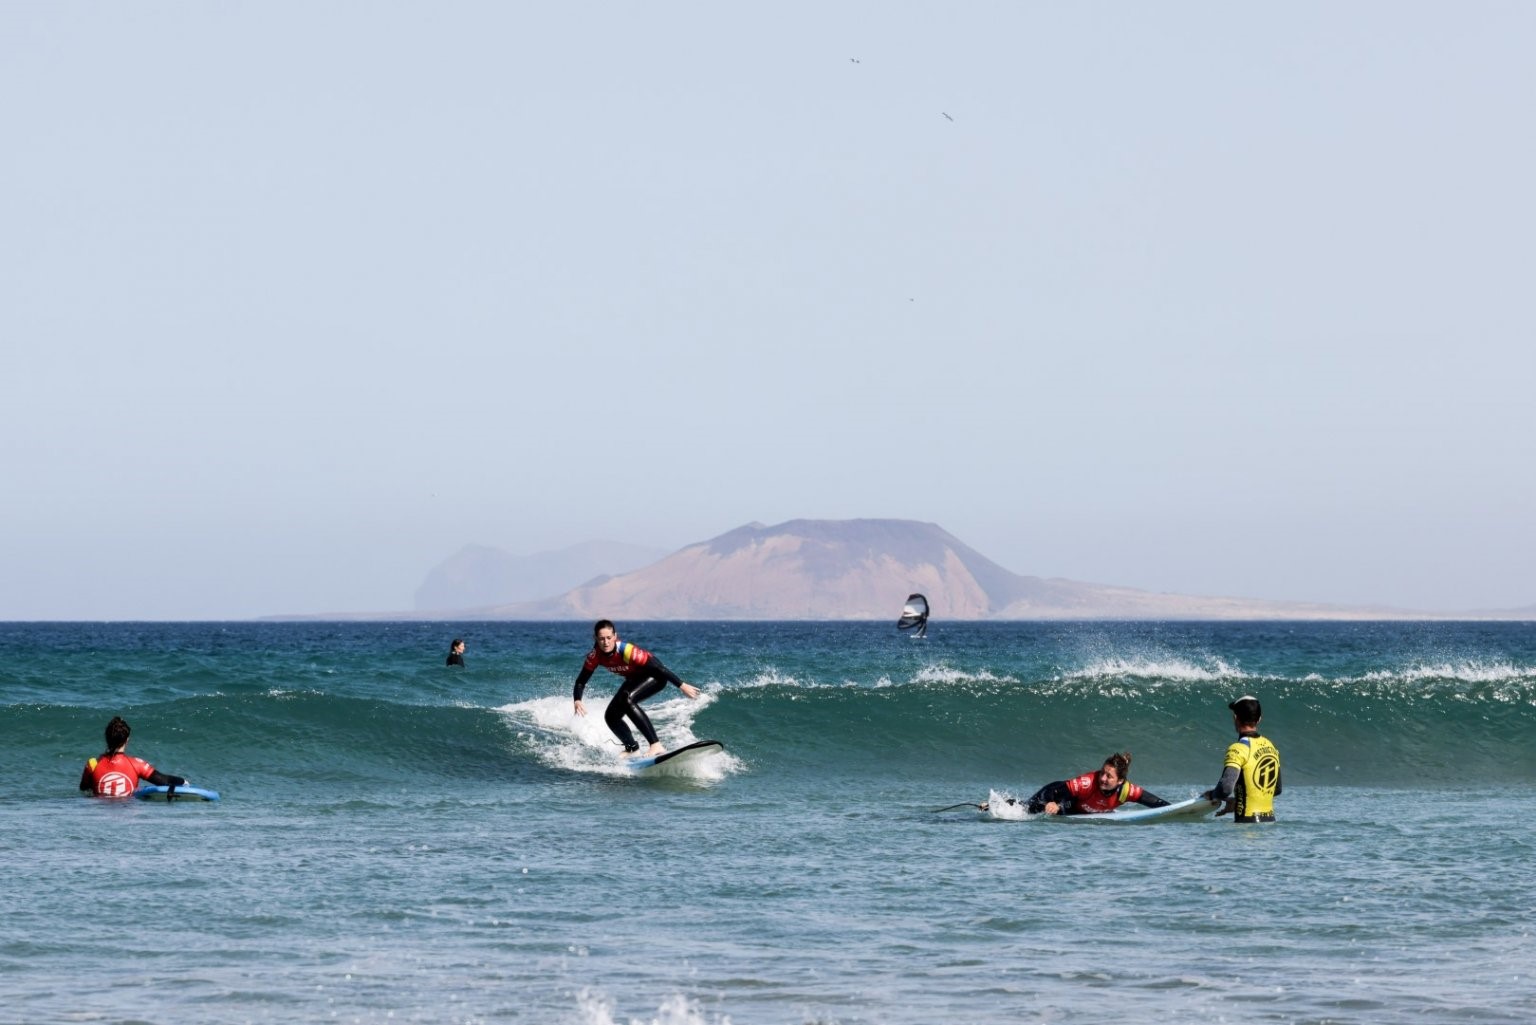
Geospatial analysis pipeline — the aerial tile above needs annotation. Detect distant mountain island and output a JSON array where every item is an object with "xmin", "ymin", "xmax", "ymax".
[
  {"xmin": 277, "ymin": 518, "xmax": 1527, "ymax": 622},
  {"xmin": 414, "ymin": 540, "xmax": 668, "ymax": 611},
  {"xmin": 433, "ymin": 518, "xmax": 1496, "ymax": 621}
]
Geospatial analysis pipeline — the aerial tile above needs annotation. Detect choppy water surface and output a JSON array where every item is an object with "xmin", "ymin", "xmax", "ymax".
[{"xmin": 3, "ymin": 620, "xmax": 1534, "ymax": 1024}]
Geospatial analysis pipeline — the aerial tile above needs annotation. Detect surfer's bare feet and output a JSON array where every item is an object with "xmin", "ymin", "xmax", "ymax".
[{"xmin": 642, "ymin": 743, "xmax": 665, "ymax": 757}]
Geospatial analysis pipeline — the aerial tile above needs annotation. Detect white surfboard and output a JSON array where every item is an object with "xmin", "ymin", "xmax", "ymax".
[
  {"xmin": 624, "ymin": 740, "xmax": 724, "ymax": 772},
  {"xmin": 1051, "ymin": 794, "xmax": 1221, "ymax": 824}
]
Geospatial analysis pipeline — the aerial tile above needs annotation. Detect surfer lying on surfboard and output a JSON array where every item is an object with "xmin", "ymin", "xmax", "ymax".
[
  {"xmin": 981, "ymin": 751, "xmax": 1170, "ymax": 815},
  {"xmin": 79, "ymin": 716, "xmax": 189, "ymax": 798},
  {"xmin": 573, "ymin": 620, "xmax": 700, "ymax": 758}
]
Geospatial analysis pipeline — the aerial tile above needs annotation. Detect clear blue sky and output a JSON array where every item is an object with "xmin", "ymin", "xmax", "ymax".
[{"xmin": 4, "ymin": 3, "xmax": 1533, "ymax": 619}]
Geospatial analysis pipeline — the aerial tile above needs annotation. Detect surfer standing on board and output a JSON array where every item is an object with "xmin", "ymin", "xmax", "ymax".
[
  {"xmin": 78, "ymin": 716, "xmax": 188, "ymax": 798},
  {"xmin": 1203, "ymin": 695, "xmax": 1281, "ymax": 822},
  {"xmin": 573, "ymin": 620, "xmax": 700, "ymax": 757}
]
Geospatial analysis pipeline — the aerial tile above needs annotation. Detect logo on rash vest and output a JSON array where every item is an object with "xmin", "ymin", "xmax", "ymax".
[
  {"xmin": 98, "ymin": 771, "xmax": 135, "ymax": 797},
  {"xmin": 1253, "ymin": 750, "xmax": 1281, "ymax": 793}
]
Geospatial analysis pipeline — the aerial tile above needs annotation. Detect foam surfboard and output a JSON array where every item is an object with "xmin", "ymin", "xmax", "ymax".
[
  {"xmin": 1050, "ymin": 794, "xmax": 1220, "ymax": 824},
  {"xmin": 134, "ymin": 784, "xmax": 220, "ymax": 802},
  {"xmin": 624, "ymin": 740, "xmax": 724, "ymax": 772}
]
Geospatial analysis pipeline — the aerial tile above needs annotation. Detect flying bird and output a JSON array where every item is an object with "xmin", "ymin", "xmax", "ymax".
[{"xmin": 942, "ymin": 112, "xmax": 954, "ymax": 122}]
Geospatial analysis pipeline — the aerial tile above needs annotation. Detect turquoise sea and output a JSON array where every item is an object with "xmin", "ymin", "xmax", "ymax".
[{"xmin": 3, "ymin": 620, "xmax": 1535, "ymax": 1025}]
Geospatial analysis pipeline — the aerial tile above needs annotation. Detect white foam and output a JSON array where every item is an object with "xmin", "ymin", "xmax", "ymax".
[
  {"xmin": 495, "ymin": 691, "xmax": 738, "ymax": 780},
  {"xmin": 1059, "ymin": 655, "xmax": 1248, "ymax": 684},
  {"xmin": 735, "ymin": 668, "xmax": 820, "ymax": 689},
  {"xmin": 725, "ymin": 664, "xmax": 1018, "ymax": 691},
  {"xmin": 1358, "ymin": 661, "xmax": 1535, "ymax": 686},
  {"xmin": 983, "ymin": 788, "xmax": 1031, "ymax": 821},
  {"xmin": 264, "ymin": 687, "xmax": 323, "ymax": 700},
  {"xmin": 911, "ymin": 663, "xmax": 1017, "ymax": 686},
  {"xmin": 576, "ymin": 989, "xmax": 733, "ymax": 1025}
]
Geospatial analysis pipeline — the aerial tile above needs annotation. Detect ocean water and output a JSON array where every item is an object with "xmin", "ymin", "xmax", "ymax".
[{"xmin": 3, "ymin": 619, "xmax": 1534, "ymax": 1025}]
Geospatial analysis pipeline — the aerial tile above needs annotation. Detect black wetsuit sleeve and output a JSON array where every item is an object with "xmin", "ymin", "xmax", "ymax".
[
  {"xmin": 147, "ymin": 770, "xmax": 187, "ymax": 787},
  {"xmin": 573, "ymin": 665, "xmax": 596, "ymax": 701},
  {"xmin": 1026, "ymin": 780, "xmax": 1073, "ymax": 814},
  {"xmin": 646, "ymin": 657, "xmax": 685, "ymax": 688},
  {"xmin": 1135, "ymin": 789, "xmax": 1170, "ymax": 809},
  {"xmin": 1205, "ymin": 766, "xmax": 1240, "ymax": 802},
  {"xmin": 79, "ymin": 765, "xmax": 93, "ymax": 792}
]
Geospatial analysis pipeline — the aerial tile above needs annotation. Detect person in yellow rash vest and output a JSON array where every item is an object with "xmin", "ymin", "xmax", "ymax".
[{"xmin": 1204, "ymin": 695, "xmax": 1281, "ymax": 822}]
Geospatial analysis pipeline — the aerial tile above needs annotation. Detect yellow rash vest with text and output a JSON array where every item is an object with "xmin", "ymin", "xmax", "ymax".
[{"xmin": 1223, "ymin": 734, "xmax": 1281, "ymax": 821}]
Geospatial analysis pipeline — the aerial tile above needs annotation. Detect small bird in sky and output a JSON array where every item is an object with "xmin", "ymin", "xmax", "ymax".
[
  {"xmin": 941, "ymin": 112, "xmax": 954, "ymax": 122},
  {"xmin": 850, "ymin": 57, "xmax": 860, "ymax": 63}
]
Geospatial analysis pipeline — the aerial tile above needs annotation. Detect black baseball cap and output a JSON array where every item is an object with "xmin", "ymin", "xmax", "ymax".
[{"xmin": 1228, "ymin": 695, "xmax": 1263, "ymax": 722}]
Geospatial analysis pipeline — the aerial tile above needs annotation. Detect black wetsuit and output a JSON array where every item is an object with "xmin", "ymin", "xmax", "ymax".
[
  {"xmin": 446, "ymin": 652, "xmax": 464, "ymax": 667},
  {"xmin": 573, "ymin": 642, "xmax": 686, "ymax": 752}
]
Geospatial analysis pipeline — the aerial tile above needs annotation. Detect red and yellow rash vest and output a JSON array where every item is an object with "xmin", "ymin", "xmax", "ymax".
[
  {"xmin": 1064, "ymin": 771, "xmax": 1147, "ymax": 814},
  {"xmin": 85, "ymin": 753, "xmax": 156, "ymax": 798},
  {"xmin": 1224, "ymin": 734, "xmax": 1281, "ymax": 819},
  {"xmin": 584, "ymin": 641, "xmax": 651, "ymax": 678},
  {"xmin": 573, "ymin": 640, "xmax": 656, "ymax": 700}
]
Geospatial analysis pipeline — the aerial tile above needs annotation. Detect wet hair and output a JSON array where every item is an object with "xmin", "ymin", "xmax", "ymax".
[
  {"xmin": 450, "ymin": 638, "xmax": 463, "ymax": 649},
  {"xmin": 104, "ymin": 716, "xmax": 131, "ymax": 753},
  {"xmin": 1102, "ymin": 751, "xmax": 1132, "ymax": 779},
  {"xmin": 592, "ymin": 619, "xmax": 616, "ymax": 638}
]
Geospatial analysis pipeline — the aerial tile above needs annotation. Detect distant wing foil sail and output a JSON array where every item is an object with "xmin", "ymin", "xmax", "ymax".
[{"xmin": 897, "ymin": 593, "xmax": 929, "ymax": 637}]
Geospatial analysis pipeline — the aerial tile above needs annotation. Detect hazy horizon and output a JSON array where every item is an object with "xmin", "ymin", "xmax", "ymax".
[
  {"xmin": 5, "ymin": 4, "xmax": 1533, "ymax": 619},
  {"xmin": 5, "ymin": 517, "xmax": 1532, "ymax": 623}
]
